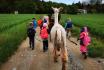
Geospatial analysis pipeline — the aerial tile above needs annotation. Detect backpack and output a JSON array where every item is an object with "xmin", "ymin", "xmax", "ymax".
[
  {"xmin": 40, "ymin": 27, "xmax": 48, "ymax": 39},
  {"xmin": 27, "ymin": 28, "xmax": 35, "ymax": 37},
  {"xmin": 83, "ymin": 32, "xmax": 91, "ymax": 46},
  {"xmin": 38, "ymin": 20, "xmax": 43, "ymax": 26},
  {"xmin": 33, "ymin": 20, "xmax": 37, "ymax": 29},
  {"xmin": 66, "ymin": 21, "xmax": 72, "ymax": 28}
]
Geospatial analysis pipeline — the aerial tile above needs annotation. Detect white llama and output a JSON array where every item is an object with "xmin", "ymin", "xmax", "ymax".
[{"xmin": 50, "ymin": 7, "xmax": 68, "ymax": 70}]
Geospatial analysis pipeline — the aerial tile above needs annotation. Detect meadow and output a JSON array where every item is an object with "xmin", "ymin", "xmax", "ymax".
[
  {"xmin": 0, "ymin": 14, "xmax": 104, "ymax": 65},
  {"xmin": 61, "ymin": 14, "xmax": 104, "ymax": 38},
  {"xmin": 0, "ymin": 14, "xmax": 35, "ymax": 64}
]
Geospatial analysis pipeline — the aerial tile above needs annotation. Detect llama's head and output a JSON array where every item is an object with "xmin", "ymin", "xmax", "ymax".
[{"xmin": 52, "ymin": 7, "xmax": 63, "ymax": 13}]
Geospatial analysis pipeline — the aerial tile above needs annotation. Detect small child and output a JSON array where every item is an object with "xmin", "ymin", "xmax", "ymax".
[
  {"xmin": 27, "ymin": 22, "xmax": 36, "ymax": 50},
  {"xmin": 65, "ymin": 18, "xmax": 73, "ymax": 38},
  {"xmin": 32, "ymin": 18, "xmax": 37, "ymax": 30},
  {"xmin": 78, "ymin": 27, "xmax": 91, "ymax": 59},
  {"xmin": 40, "ymin": 23, "xmax": 49, "ymax": 52},
  {"xmin": 37, "ymin": 18, "xmax": 43, "ymax": 29}
]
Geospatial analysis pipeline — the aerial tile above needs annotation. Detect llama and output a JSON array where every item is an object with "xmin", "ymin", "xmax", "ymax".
[{"xmin": 50, "ymin": 7, "xmax": 68, "ymax": 70}]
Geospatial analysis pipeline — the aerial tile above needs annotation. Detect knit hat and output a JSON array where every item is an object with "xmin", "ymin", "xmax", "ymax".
[
  {"xmin": 84, "ymin": 27, "xmax": 88, "ymax": 32},
  {"xmin": 43, "ymin": 23, "xmax": 47, "ymax": 27},
  {"xmin": 29, "ymin": 22, "xmax": 33, "ymax": 27}
]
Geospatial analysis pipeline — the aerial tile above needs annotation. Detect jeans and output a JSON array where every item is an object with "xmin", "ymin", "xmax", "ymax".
[
  {"xmin": 29, "ymin": 37, "xmax": 34, "ymax": 50},
  {"xmin": 43, "ymin": 39, "xmax": 48, "ymax": 52}
]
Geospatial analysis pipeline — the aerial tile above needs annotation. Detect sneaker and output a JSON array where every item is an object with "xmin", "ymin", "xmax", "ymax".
[{"xmin": 84, "ymin": 53, "xmax": 87, "ymax": 59}]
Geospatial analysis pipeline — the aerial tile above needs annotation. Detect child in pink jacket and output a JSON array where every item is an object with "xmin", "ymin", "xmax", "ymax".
[{"xmin": 78, "ymin": 27, "xmax": 91, "ymax": 59}]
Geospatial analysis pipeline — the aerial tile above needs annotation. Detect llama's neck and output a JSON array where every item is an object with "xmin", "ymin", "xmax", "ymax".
[{"xmin": 54, "ymin": 12, "xmax": 59, "ymax": 24}]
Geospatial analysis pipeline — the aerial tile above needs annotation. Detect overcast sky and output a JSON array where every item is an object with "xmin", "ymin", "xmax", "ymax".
[
  {"xmin": 44, "ymin": 0, "xmax": 104, "ymax": 5},
  {"xmin": 44, "ymin": 0, "xmax": 84, "ymax": 5}
]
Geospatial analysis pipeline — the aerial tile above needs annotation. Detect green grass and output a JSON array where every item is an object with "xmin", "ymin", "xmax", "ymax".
[
  {"xmin": 61, "ymin": 14, "xmax": 104, "ymax": 39},
  {"xmin": 70, "ymin": 14, "xmax": 104, "ymax": 39},
  {"xmin": 0, "ymin": 14, "xmax": 34, "ymax": 32},
  {"xmin": 0, "ymin": 22, "xmax": 27, "ymax": 64},
  {"xmin": 61, "ymin": 14, "xmax": 104, "ymax": 58},
  {"xmin": 0, "ymin": 14, "xmax": 35, "ymax": 65}
]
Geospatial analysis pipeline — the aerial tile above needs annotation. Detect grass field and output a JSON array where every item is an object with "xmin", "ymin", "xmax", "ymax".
[
  {"xmin": 61, "ymin": 14, "xmax": 104, "ymax": 38},
  {"xmin": 0, "ymin": 14, "xmax": 35, "ymax": 64},
  {"xmin": 0, "ymin": 14, "xmax": 104, "ymax": 65}
]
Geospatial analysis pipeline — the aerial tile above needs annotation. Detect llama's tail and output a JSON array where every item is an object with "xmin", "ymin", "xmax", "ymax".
[{"xmin": 56, "ymin": 29, "xmax": 62, "ymax": 43}]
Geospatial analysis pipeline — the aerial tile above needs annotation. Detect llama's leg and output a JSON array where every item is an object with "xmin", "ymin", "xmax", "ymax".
[
  {"xmin": 66, "ymin": 29, "xmax": 69, "ymax": 37},
  {"xmin": 53, "ymin": 47, "xmax": 58, "ymax": 62},
  {"xmin": 62, "ymin": 61, "xmax": 67, "ymax": 70},
  {"xmin": 68, "ymin": 31, "xmax": 71, "ymax": 39},
  {"xmin": 61, "ymin": 47, "xmax": 68, "ymax": 70}
]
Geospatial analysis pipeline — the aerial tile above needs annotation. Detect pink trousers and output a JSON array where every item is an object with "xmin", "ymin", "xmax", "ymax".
[{"xmin": 80, "ymin": 45, "xmax": 87, "ymax": 53}]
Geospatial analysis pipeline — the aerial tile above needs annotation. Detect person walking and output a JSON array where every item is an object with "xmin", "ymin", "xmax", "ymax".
[
  {"xmin": 78, "ymin": 27, "xmax": 91, "ymax": 59},
  {"xmin": 37, "ymin": 17, "xmax": 43, "ymax": 29},
  {"xmin": 40, "ymin": 23, "xmax": 49, "ymax": 52},
  {"xmin": 27, "ymin": 22, "xmax": 36, "ymax": 50},
  {"xmin": 65, "ymin": 18, "xmax": 73, "ymax": 38}
]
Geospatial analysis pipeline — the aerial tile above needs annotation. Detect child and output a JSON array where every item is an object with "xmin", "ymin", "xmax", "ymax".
[
  {"xmin": 37, "ymin": 17, "xmax": 43, "ymax": 29},
  {"xmin": 78, "ymin": 27, "xmax": 91, "ymax": 59},
  {"xmin": 32, "ymin": 18, "xmax": 37, "ymax": 30},
  {"xmin": 40, "ymin": 23, "xmax": 49, "ymax": 52},
  {"xmin": 27, "ymin": 22, "xmax": 36, "ymax": 50},
  {"xmin": 65, "ymin": 18, "xmax": 73, "ymax": 38}
]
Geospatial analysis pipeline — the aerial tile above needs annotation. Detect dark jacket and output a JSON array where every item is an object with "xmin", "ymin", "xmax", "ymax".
[
  {"xmin": 65, "ymin": 21, "xmax": 72, "ymax": 29},
  {"xmin": 27, "ymin": 27, "xmax": 36, "ymax": 38}
]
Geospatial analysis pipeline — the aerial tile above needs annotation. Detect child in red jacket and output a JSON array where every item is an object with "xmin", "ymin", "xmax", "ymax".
[{"xmin": 40, "ymin": 23, "xmax": 49, "ymax": 52}]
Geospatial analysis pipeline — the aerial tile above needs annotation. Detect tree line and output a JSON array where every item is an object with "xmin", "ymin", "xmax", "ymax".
[{"xmin": 0, "ymin": 0, "xmax": 104, "ymax": 14}]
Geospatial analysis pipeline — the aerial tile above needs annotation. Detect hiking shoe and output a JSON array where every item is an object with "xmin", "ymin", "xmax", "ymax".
[
  {"xmin": 32, "ymin": 48, "xmax": 34, "ymax": 50},
  {"xmin": 84, "ymin": 53, "xmax": 87, "ymax": 59}
]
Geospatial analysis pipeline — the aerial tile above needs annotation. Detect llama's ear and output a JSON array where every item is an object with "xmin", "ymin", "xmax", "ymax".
[{"xmin": 59, "ymin": 7, "xmax": 63, "ymax": 11}]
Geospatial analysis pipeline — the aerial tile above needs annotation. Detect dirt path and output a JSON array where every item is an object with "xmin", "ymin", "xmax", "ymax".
[{"xmin": 0, "ymin": 27, "xmax": 103, "ymax": 70}]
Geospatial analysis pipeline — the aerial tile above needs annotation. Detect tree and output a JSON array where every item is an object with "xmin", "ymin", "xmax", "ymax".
[
  {"xmin": 96, "ymin": 0, "xmax": 102, "ymax": 4},
  {"xmin": 75, "ymin": 1, "xmax": 83, "ymax": 9},
  {"xmin": 89, "ymin": 0, "xmax": 102, "ymax": 5},
  {"xmin": 89, "ymin": 0, "xmax": 97, "ymax": 5}
]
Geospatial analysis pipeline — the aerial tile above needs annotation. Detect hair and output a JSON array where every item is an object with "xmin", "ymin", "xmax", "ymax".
[
  {"xmin": 29, "ymin": 22, "xmax": 33, "ymax": 27},
  {"xmin": 43, "ymin": 19, "xmax": 47, "ymax": 23},
  {"xmin": 80, "ymin": 26, "xmax": 89, "ymax": 33},
  {"xmin": 67, "ymin": 18, "xmax": 71, "ymax": 21}
]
